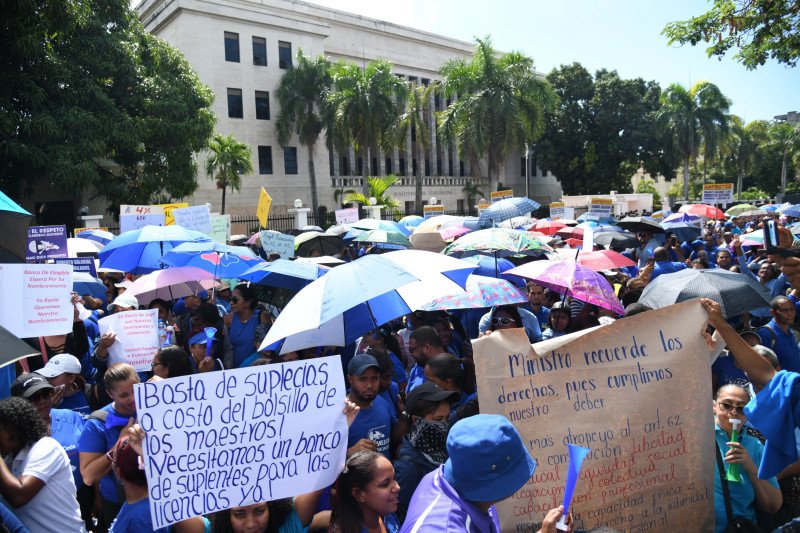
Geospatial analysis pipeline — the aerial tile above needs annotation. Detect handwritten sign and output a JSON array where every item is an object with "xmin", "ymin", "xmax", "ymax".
[
  {"xmin": 0, "ymin": 264, "xmax": 73, "ymax": 337},
  {"xmin": 259, "ymin": 230, "xmax": 295, "ymax": 259},
  {"xmin": 702, "ymin": 183, "xmax": 734, "ymax": 205},
  {"xmin": 472, "ymin": 301, "xmax": 714, "ymax": 532},
  {"xmin": 26, "ymin": 225, "xmax": 68, "ymax": 261},
  {"xmin": 120, "ymin": 212, "xmax": 166, "ymax": 234},
  {"xmin": 588, "ymin": 197, "xmax": 614, "ymax": 216},
  {"xmin": 135, "ymin": 356, "xmax": 347, "ymax": 528},
  {"xmin": 98, "ymin": 309, "xmax": 159, "ymax": 372},
  {"xmin": 121, "ymin": 205, "xmax": 164, "ymax": 216},
  {"xmin": 210, "ymin": 215, "xmax": 231, "ymax": 244},
  {"xmin": 550, "ymin": 202, "xmax": 565, "ymax": 220},
  {"xmin": 491, "ymin": 190, "xmax": 514, "ymax": 203},
  {"xmin": 172, "ymin": 205, "xmax": 212, "ymax": 234},
  {"xmin": 423, "ymin": 205, "xmax": 445, "ymax": 219},
  {"xmin": 257, "ymin": 188, "xmax": 272, "ymax": 228},
  {"xmin": 155, "ymin": 203, "xmax": 190, "ymax": 226},
  {"xmin": 73, "ymin": 227, "xmax": 109, "ymax": 235},
  {"xmin": 54, "ymin": 257, "xmax": 97, "ymax": 277},
  {"xmin": 335, "ymin": 207, "xmax": 359, "ymax": 225}
]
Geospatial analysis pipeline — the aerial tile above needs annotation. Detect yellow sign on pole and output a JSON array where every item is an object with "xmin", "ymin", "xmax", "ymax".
[
  {"xmin": 490, "ymin": 189, "xmax": 514, "ymax": 203},
  {"xmin": 155, "ymin": 203, "xmax": 189, "ymax": 226},
  {"xmin": 256, "ymin": 188, "xmax": 272, "ymax": 228}
]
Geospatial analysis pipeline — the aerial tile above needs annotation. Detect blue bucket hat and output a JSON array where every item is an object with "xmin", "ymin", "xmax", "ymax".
[
  {"xmin": 188, "ymin": 331, "xmax": 216, "ymax": 346},
  {"xmin": 443, "ymin": 414, "xmax": 536, "ymax": 502}
]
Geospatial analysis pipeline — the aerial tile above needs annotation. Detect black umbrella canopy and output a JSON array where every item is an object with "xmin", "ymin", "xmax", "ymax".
[
  {"xmin": 296, "ymin": 234, "xmax": 345, "ymax": 258},
  {"xmin": 617, "ymin": 216, "xmax": 665, "ymax": 234},
  {"xmin": 594, "ymin": 232, "xmax": 639, "ymax": 249},
  {"xmin": 0, "ymin": 325, "xmax": 40, "ymax": 368}
]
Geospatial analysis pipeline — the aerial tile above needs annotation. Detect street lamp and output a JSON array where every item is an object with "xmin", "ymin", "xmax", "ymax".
[
  {"xmin": 429, "ymin": 196, "xmax": 438, "ymax": 205},
  {"xmin": 294, "ymin": 199, "xmax": 303, "ymax": 208},
  {"xmin": 368, "ymin": 197, "xmax": 377, "ymax": 206}
]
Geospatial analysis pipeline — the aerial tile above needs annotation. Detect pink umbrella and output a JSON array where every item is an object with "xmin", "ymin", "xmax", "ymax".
[
  {"xmin": 439, "ymin": 226, "xmax": 471, "ymax": 242},
  {"xmin": 576, "ymin": 250, "xmax": 636, "ymax": 271},
  {"xmin": 506, "ymin": 260, "xmax": 624, "ymax": 315},
  {"xmin": 246, "ymin": 233, "xmax": 259, "ymax": 245},
  {"xmin": 126, "ymin": 266, "xmax": 216, "ymax": 304}
]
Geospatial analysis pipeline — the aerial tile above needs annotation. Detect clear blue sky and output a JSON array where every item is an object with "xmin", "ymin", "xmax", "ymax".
[{"xmin": 310, "ymin": 0, "xmax": 798, "ymax": 123}]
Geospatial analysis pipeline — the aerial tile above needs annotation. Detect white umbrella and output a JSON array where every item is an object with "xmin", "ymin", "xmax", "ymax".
[
  {"xmin": 67, "ymin": 237, "xmax": 103, "ymax": 257},
  {"xmin": 126, "ymin": 266, "xmax": 216, "ymax": 304}
]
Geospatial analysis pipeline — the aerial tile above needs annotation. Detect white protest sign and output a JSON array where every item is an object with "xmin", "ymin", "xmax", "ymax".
[
  {"xmin": 588, "ymin": 197, "xmax": 613, "ymax": 216},
  {"xmin": 172, "ymin": 205, "xmax": 213, "ymax": 234},
  {"xmin": 210, "ymin": 215, "xmax": 231, "ymax": 244},
  {"xmin": 335, "ymin": 208, "xmax": 359, "ymax": 225},
  {"xmin": 120, "ymin": 213, "xmax": 166, "ymax": 233},
  {"xmin": 0, "ymin": 264, "xmax": 73, "ymax": 337},
  {"xmin": 98, "ymin": 309, "xmax": 159, "ymax": 372},
  {"xmin": 550, "ymin": 202, "xmax": 565, "ymax": 220},
  {"xmin": 135, "ymin": 356, "xmax": 347, "ymax": 528},
  {"xmin": 259, "ymin": 230, "xmax": 295, "ymax": 258},
  {"xmin": 702, "ymin": 183, "xmax": 734, "ymax": 205},
  {"xmin": 564, "ymin": 207, "xmax": 575, "ymax": 220}
]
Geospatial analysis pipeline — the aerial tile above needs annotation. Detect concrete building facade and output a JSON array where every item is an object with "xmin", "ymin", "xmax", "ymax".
[{"xmin": 136, "ymin": 0, "xmax": 563, "ymax": 218}]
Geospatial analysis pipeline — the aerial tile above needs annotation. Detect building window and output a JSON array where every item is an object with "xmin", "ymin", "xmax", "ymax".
[
  {"xmin": 224, "ymin": 32, "xmax": 240, "ymax": 62},
  {"xmin": 405, "ymin": 201, "xmax": 415, "ymax": 213},
  {"xmin": 436, "ymin": 159, "xmax": 442, "ymax": 175},
  {"xmin": 356, "ymin": 157, "xmax": 363, "ymax": 175},
  {"xmin": 371, "ymin": 157, "xmax": 378, "ymax": 176},
  {"xmin": 399, "ymin": 158, "xmax": 406, "ymax": 175},
  {"xmin": 329, "ymin": 151, "xmax": 335, "ymax": 177},
  {"xmin": 284, "ymin": 147, "xmax": 298, "ymax": 174},
  {"xmin": 457, "ymin": 199, "xmax": 465, "ymax": 212},
  {"xmin": 385, "ymin": 157, "xmax": 392, "ymax": 174},
  {"xmin": 412, "ymin": 159, "xmax": 417, "ymax": 176},
  {"xmin": 258, "ymin": 146, "xmax": 273, "ymax": 174},
  {"xmin": 341, "ymin": 156, "xmax": 350, "ymax": 176},
  {"xmin": 278, "ymin": 41, "xmax": 292, "ymax": 69},
  {"xmin": 520, "ymin": 157, "xmax": 527, "ymax": 177},
  {"xmin": 252, "ymin": 37, "xmax": 267, "ymax": 66},
  {"xmin": 448, "ymin": 156, "xmax": 454, "ymax": 177},
  {"xmin": 227, "ymin": 88, "xmax": 243, "ymax": 118},
  {"xmin": 460, "ymin": 161, "xmax": 465, "ymax": 177},
  {"xmin": 425, "ymin": 159, "xmax": 431, "ymax": 177},
  {"xmin": 255, "ymin": 91, "xmax": 270, "ymax": 120}
]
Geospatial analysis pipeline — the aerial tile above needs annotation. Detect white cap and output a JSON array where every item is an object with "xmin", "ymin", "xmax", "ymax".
[
  {"xmin": 107, "ymin": 293, "xmax": 140, "ymax": 311},
  {"xmin": 37, "ymin": 354, "xmax": 82, "ymax": 378},
  {"xmin": 114, "ymin": 279, "xmax": 133, "ymax": 289}
]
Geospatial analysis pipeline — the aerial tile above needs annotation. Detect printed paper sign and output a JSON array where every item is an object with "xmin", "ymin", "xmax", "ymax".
[
  {"xmin": 702, "ymin": 183, "xmax": 734, "ymax": 205},
  {"xmin": 472, "ymin": 301, "xmax": 714, "ymax": 532},
  {"xmin": 155, "ymin": 203, "xmax": 190, "ymax": 226},
  {"xmin": 210, "ymin": 215, "xmax": 231, "ymax": 244},
  {"xmin": 588, "ymin": 197, "xmax": 613, "ymax": 216},
  {"xmin": 98, "ymin": 309, "xmax": 159, "ymax": 372},
  {"xmin": 0, "ymin": 264, "xmax": 73, "ymax": 337},
  {"xmin": 564, "ymin": 207, "xmax": 575, "ymax": 220},
  {"xmin": 172, "ymin": 205, "xmax": 212, "ymax": 234},
  {"xmin": 550, "ymin": 202, "xmax": 565, "ymax": 220},
  {"xmin": 54, "ymin": 257, "xmax": 97, "ymax": 277},
  {"xmin": 259, "ymin": 230, "xmax": 295, "ymax": 258},
  {"xmin": 135, "ymin": 356, "xmax": 348, "ymax": 528},
  {"xmin": 73, "ymin": 227, "xmax": 109, "ymax": 235},
  {"xmin": 257, "ymin": 188, "xmax": 272, "ymax": 228},
  {"xmin": 491, "ymin": 189, "xmax": 514, "ymax": 203},
  {"xmin": 26, "ymin": 225, "xmax": 68, "ymax": 261},
  {"xmin": 335, "ymin": 208, "xmax": 359, "ymax": 225},
  {"xmin": 423, "ymin": 205, "xmax": 445, "ymax": 219},
  {"xmin": 119, "ymin": 213, "xmax": 166, "ymax": 234},
  {"xmin": 477, "ymin": 201, "xmax": 491, "ymax": 215}
]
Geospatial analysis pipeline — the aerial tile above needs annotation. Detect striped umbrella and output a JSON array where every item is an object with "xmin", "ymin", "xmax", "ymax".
[{"xmin": 477, "ymin": 197, "xmax": 541, "ymax": 228}]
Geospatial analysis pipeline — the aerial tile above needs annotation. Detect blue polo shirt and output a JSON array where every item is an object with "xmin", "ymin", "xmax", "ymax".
[
  {"xmin": 50, "ymin": 408, "xmax": 86, "ymax": 489},
  {"xmin": 714, "ymin": 425, "xmax": 779, "ymax": 533},
  {"xmin": 347, "ymin": 395, "xmax": 396, "ymax": 458},
  {"xmin": 651, "ymin": 260, "xmax": 687, "ymax": 281},
  {"xmin": 757, "ymin": 320, "xmax": 800, "ymax": 373},
  {"xmin": 78, "ymin": 403, "xmax": 128, "ymax": 502},
  {"xmin": 406, "ymin": 364, "xmax": 427, "ymax": 394}
]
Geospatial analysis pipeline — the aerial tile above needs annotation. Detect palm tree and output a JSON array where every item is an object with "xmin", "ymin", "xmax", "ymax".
[
  {"xmin": 462, "ymin": 179, "xmax": 485, "ymax": 214},
  {"xmin": 205, "ymin": 134, "xmax": 253, "ymax": 215},
  {"xmin": 723, "ymin": 116, "xmax": 764, "ymax": 201},
  {"xmin": 275, "ymin": 50, "xmax": 331, "ymax": 214},
  {"xmin": 326, "ymin": 60, "xmax": 408, "ymax": 195},
  {"xmin": 763, "ymin": 122, "xmax": 800, "ymax": 197},
  {"xmin": 344, "ymin": 175, "xmax": 401, "ymax": 214},
  {"xmin": 393, "ymin": 82, "xmax": 433, "ymax": 212},
  {"xmin": 438, "ymin": 37, "xmax": 557, "ymax": 193},
  {"xmin": 656, "ymin": 81, "xmax": 730, "ymax": 202}
]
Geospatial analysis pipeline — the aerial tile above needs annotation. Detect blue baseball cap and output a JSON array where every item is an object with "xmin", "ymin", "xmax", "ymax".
[
  {"xmin": 443, "ymin": 414, "xmax": 536, "ymax": 502},
  {"xmin": 691, "ymin": 239, "xmax": 704, "ymax": 247},
  {"xmin": 188, "ymin": 331, "xmax": 216, "ymax": 346}
]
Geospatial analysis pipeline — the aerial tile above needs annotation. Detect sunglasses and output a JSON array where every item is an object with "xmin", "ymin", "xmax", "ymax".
[
  {"xmin": 491, "ymin": 317, "xmax": 516, "ymax": 326},
  {"xmin": 717, "ymin": 401, "xmax": 747, "ymax": 414}
]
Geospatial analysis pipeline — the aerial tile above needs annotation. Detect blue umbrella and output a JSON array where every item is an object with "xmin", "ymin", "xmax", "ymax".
[
  {"xmin": 762, "ymin": 204, "xmax": 779, "ymax": 212},
  {"xmin": 76, "ymin": 229, "xmax": 115, "ymax": 246},
  {"xmin": 239, "ymin": 259, "xmax": 329, "ymax": 291},
  {"xmin": 781, "ymin": 204, "xmax": 800, "ymax": 218},
  {"xmin": 575, "ymin": 221, "xmax": 599, "ymax": 229},
  {"xmin": 477, "ymin": 197, "xmax": 541, "ymax": 228},
  {"xmin": 98, "ymin": 225, "xmax": 212, "ymax": 274},
  {"xmin": 350, "ymin": 218, "xmax": 412, "ymax": 236},
  {"xmin": 73, "ymin": 272, "xmax": 107, "ymax": 302},
  {"xmin": 0, "ymin": 190, "xmax": 32, "ymax": 260},
  {"xmin": 661, "ymin": 222, "xmax": 702, "ymax": 243},
  {"xmin": 577, "ymin": 213, "xmax": 616, "ymax": 225},
  {"xmin": 662, "ymin": 212, "xmax": 701, "ymax": 224},
  {"xmin": 162, "ymin": 241, "xmax": 264, "ymax": 279},
  {"xmin": 461, "ymin": 255, "xmax": 526, "ymax": 287},
  {"xmin": 398, "ymin": 215, "xmax": 424, "ymax": 227}
]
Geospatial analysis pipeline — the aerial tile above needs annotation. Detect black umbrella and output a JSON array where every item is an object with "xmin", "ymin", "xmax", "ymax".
[
  {"xmin": 617, "ymin": 216, "xmax": 665, "ymax": 234},
  {"xmin": 594, "ymin": 232, "xmax": 638, "ymax": 249},
  {"xmin": 295, "ymin": 232, "xmax": 345, "ymax": 257},
  {"xmin": 638, "ymin": 268, "xmax": 772, "ymax": 318},
  {"xmin": 0, "ymin": 325, "xmax": 40, "ymax": 368}
]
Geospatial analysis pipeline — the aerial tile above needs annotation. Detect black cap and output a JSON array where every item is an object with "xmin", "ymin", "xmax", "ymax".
[
  {"xmin": 406, "ymin": 382, "xmax": 459, "ymax": 416},
  {"xmin": 11, "ymin": 373, "xmax": 53, "ymax": 399},
  {"xmin": 347, "ymin": 353, "xmax": 381, "ymax": 376}
]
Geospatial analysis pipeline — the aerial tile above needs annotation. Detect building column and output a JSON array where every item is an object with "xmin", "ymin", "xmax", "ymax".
[
  {"xmin": 392, "ymin": 148, "xmax": 400, "ymax": 182},
  {"xmin": 332, "ymin": 148, "xmax": 340, "ymax": 177},
  {"xmin": 428, "ymin": 89, "xmax": 437, "ymax": 177},
  {"xmin": 378, "ymin": 147, "xmax": 385, "ymax": 176}
]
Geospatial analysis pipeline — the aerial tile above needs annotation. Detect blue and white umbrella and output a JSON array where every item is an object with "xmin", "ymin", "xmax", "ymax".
[
  {"xmin": 239, "ymin": 259, "xmax": 329, "ymax": 291},
  {"xmin": 161, "ymin": 241, "xmax": 264, "ymax": 279},
  {"xmin": 477, "ymin": 197, "xmax": 541, "ymax": 229},
  {"xmin": 98, "ymin": 225, "xmax": 212, "ymax": 274},
  {"xmin": 398, "ymin": 215, "xmax": 424, "ymax": 227},
  {"xmin": 73, "ymin": 272, "xmax": 107, "ymax": 301},
  {"xmin": 781, "ymin": 204, "xmax": 800, "ymax": 218},
  {"xmin": 349, "ymin": 218, "xmax": 412, "ymax": 236},
  {"xmin": 76, "ymin": 229, "xmax": 115, "ymax": 246}
]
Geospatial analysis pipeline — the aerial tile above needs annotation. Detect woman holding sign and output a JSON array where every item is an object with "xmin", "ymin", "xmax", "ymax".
[{"xmin": 225, "ymin": 284, "xmax": 268, "ymax": 368}]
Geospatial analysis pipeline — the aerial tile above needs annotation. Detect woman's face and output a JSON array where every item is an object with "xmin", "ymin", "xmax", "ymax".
[
  {"xmin": 424, "ymin": 366, "xmax": 456, "ymax": 392},
  {"xmin": 109, "ymin": 378, "xmax": 139, "ymax": 416},
  {"xmin": 29, "ymin": 387, "xmax": 55, "ymax": 420},
  {"xmin": 152, "ymin": 353, "xmax": 169, "ymax": 379},
  {"xmin": 421, "ymin": 402, "xmax": 451, "ymax": 423},
  {"xmin": 229, "ymin": 502, "xmax": 269, "ymax": 533},
  {"xmin": 492, "ymin": 309, "xmax": 517, "ymax": 330},
  {"xmin": 354, "ymin": 457, "xmax": 400, "ymax": 518},
  {"xmin": 714, "ymin": 385, "xmax": 749, "ymax": 433},
  {"xmin": 189, "ymin": 344, "xmax": 207, "ymax": 364},
  {"xmin": 230, "ymin": 289, "xmax": 250, "ymax": 313},
  {"xmin": 49, "ymin": 372, "xmax": 77, "ymax": 388},
  {"xmin": 550, "ymin": 310, "xmax": 570, "ymax": 332},
  {"xmin": 432, "ymin": 322, "xmax": 452, "ymax": 347}
]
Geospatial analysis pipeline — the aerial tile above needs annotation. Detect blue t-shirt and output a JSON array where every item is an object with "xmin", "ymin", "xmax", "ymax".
[
  {"xmin": 405, "ymin": 364, "xmax": 426, "ymax": 394},
  {"xmin": 379, "ymin": 382, "xmax": 400, "ymax": 413},
  {"xmin": 388, "ymin": 353, "xmax": 407, "ymax": 387},
  {"xmin": 58, "ymin": 390, "xmax": 92, "ymax": 416},
  {"xmin": 78, "ymin": 403, "xmax": 128, "ymax": 502},
  {"xmin": 50, "ymin": 408, "xmax": 86, "ymax": 488},
  {"xmin": 200, "ymin": 507, "xmax": 307, "ymax": 533},
  {"xmin": 109, "ymin": 498, "xmax": 168, "ymax": 533},
  {"xmin": 348, "ymin": 395, "xmax": 396, "ymax": 458}
]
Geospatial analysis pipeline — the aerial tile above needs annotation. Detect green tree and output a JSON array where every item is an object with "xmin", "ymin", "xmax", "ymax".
[
  {"xmin": 343, "ymin": 175, "xmax": 401, "ymax": 214},
  {"xmin": 326, "ymin": 60, "xmax": 408, "ymax": 195},
  {"xmin": 636, "ymin": 179, "xmax": 661, "ymax": 206},
  {"xmin": 275, "ymin": 50, "xmax": 331, "ymax": 214},
  {"xmin": 762, "ymin": 122, "xmax": 800, "ymax": 197},
  {"xmin": 204, "ymin": 134, "xmax": 253, "ymax": 215},
  {"xmin": 656, "ymin": 81, "xmax": 731, "ymax": 202},
  {"xmin": 393, "ymin": 83, "xmax": 433, "ymax": 212},
  {"xmin": 438, "ymin": 37, "xmax": 557, "ymax": 193},
  {"xmin": 462, "ymin": 180, "xmax": 486, "ymax": 215},
  {"xmin": 721, "ymin": 116, "xmax": 765, "ymax": 200},
  {"xmin": 663, "ymin": 0, "xmax": 800, "ymax": 69},
  {"xmin": 0, "ymin": 0, "xmax": 215, "ymax": 212}
]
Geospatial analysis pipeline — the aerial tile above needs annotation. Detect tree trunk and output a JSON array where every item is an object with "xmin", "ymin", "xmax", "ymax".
[
  {"xmin": 414, "ymin": 136, "xmax": 423, "ymax": 213},
  {"xmin": 781, "ymin": 152, "xmax": 788, "ymax": 198},
  {"xmin": 737, "ymin": 168, "xmax": 744, "ymax": 202},
  {"xmin": 361, "ymin": 146, "xmax": 369, "ymax": 196},
  {"xmin": 682, "ymin": 157, "xmax": 690, "ymax": 202},
  {"xmin": 221, "ymin": 186, "xmax": 227, "ymax": 215},
  {"xmin": 307, "ymin": 143, "xmax": 319, "ymax": 215}
]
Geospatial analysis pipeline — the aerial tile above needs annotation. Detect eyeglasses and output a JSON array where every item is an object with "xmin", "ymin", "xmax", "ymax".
[
  {"xmin": 491, "ymin": 317, "xmax": 516, "ymax": 326},
  {"xmin": 408, "ymin": 343, "xmax": 426, "ymax": 353},
  {"xmin": 230, "ymin": 297, "xmax": 240, "ymax": 303},
  {"xmin": 717, "ymin": 401, "xmax": 747, "ymax": 414}
]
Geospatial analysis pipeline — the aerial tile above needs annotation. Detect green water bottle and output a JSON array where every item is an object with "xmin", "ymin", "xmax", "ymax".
[{"xmin": 726, "ymin": 418, "xmax": 743, "ymax": 483}]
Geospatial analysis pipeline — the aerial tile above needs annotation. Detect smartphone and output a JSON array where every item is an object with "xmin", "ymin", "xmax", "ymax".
[{"xmin": 764, "ymin": 219, "xmax": 779, "ymax": 253}]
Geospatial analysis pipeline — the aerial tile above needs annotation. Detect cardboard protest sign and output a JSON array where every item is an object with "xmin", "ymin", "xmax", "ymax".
[
  {"xmin": 335, "ymin": 207, "xmax": 359, "ymax": 225},
  {"xmin": 135, "ymin": 356, "xmax": 348, "ymax": 528},
  {"xmin": 472, "ymin": 301, "xmax": 714, "ymax": 532},
  {"xmin": 98, "ymin": 309, "xmax": 159, "ymax": 372},
  {"xmin": 491, "ymin": 189, "xmax": 514, "ymax": 203},
  {"xmin": 423, "ymin": 205, "xmax": 445, "ymax": 219},
  {"xmin": 0, "ymin": 264, "xmax": 73, "ymax": 337},
  {"xmin": 588, "ymin": 197, "xmax": 613, "ymax": 216},
  {"xmin": 54, "ymin": 257, "xmax": 97, "ymax": 277},
  {"xmin": 702, "ymin": 183, "xmax": 734, "ymax": 205},
  {"xmin": 257, "ymin": 188, "xmax": 272, "ymax": 228},
  {"xmin": 120, "ymin": 206, "xmax": 166, "ymax": 234},
  {"xmin": 155, "ymin": 203, "xmax": 190, "ymax": 226},
  {"xmin": 172, "ymin": 205, "xmax": 213, "ymax": 234},
  {"xmin": 259, "ymin": 230, "xmax": 295, "ymax": 258},
  {"xmin": 210, "ymin": 215, "xmax": 231, "ymax": 244},
  {"xmin": 26, "ymin": 225, "xmax": 68, "ymax": 261}
]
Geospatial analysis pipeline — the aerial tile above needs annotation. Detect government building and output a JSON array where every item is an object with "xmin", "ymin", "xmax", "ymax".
[{"xmin": 135, "ymin": 0, "xmax": 563, "ymax": 219}]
